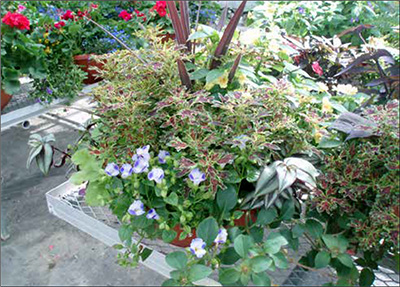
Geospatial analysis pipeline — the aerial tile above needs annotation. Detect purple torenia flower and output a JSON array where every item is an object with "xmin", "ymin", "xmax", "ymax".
[
  {"xmin": 133, "ymin": 157, "xmax": 149, "ymax": 174},
  {"xmin": 148, "ymin": 168, "xmax": 164, "ymax": 184},
  {"xmin": 146, "ymin": 208, "xmax": 160, "ymax": 220},
  {"xmin": 214, "ymin": 228, "xmax": 228, "ymax": 244},
  {"xmin": 190, "ymin": 238, "xmax": 206, "ymax": 258},
  {"xmin": 158, "ymin": 150, "xmax": 170, "ymax": 164},
  {"xmin": 128, "ymin": 200, "xmax": 145, "ymax": 216},
  {"xmin": 189, "ymin": 168, "xmax": 206, "ymax": 185},
  {"xmin": 298, "ymin": 7, "xmax": 305, "ymax": 14},
  {"xmin": 105, "ymin": 163, "xmax": 119, "ymax": 176},
  {"xmin": 120, "ymin": 163, "xmax": 133, "ymax": 179},
  {"xmin": 46, "ymin": 87, "xmax": 53, "ymax": 95},
  {"xmin": 136, "ymin": 145, "xmax": 151, "ymax": 161}
]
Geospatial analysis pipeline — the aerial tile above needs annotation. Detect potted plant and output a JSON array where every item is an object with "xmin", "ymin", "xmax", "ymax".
[{"xmin": 1, "ymin": 9, "xmax": 46, "ymax": 110}]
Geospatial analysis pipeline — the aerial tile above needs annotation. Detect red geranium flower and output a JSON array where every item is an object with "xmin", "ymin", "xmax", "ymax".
[
  {"xmin": 118, "ymin": 10, "xmax": 132, "ymax": 21},
  {"xmin": 62, "ymin": 10, "xmax": 74, "ymax": 20},
  {"xmin": 312, "ymin": 61, "xmax": 324, "ymax": 76},
  {"xmin": 134, "ymin": 9, "xmax": 147, "ymax": 22},
  {"xmin": 91, "ymin": 4, "xmax": 98, "ymax": 9},
  {"xmin": 2, "ymin": 11, "xmax": 30, "ymax": 30},
  {"xmin": 152, "ymin": 1, "xmax": 167, "ymax": 17},
  {"xmin": 54, "ymin": 21, "xmax": 66, "ymax": 29}
]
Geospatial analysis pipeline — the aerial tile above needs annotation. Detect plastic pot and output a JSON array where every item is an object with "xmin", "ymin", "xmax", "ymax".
[{"xmin": 1, "ymin": 89, "xmax": 12, "ymax": 111}]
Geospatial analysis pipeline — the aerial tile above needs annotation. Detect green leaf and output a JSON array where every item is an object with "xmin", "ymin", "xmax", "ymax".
[
  {"xmin": 322, "ymin": 234, "xmax": 348, "ymax": 254},
  {"xmin": 337, "ymin": 253, "xmax": 354, "ymax": 268},
  {"xmin": 2, "ymin": 67, "xmax": 19, "ymax": 80},
  {"xmin": 187, "ymin": 30, "xmax": 209, "ymax": 41},
  {"xmin": 219, "ymin": 268, "xmax": 240, "ymax": 285},
  {"xmin": 305, "ymin": 219, "xmax": 323, "ymax": 239},
  {"xmin": 85, "ymin": 181, "xmax": 110, "ymax": 206},
  {"xmin": 263, "ymin": 232, "xmax": 288, "ymax": 255},
  {"xmin": 359, "ymin": 268, "xmax": 375, "ymax": 287},
  {"xmin": 43, "ymin": 143, "xmax": 53, "ymax": 175},
  {"xmin": 228, "ymin": 226, "xmax": 241, "ymax": 241},
  {"xmin": 36, "ymin": 153, "xmax": 46, "ymax": 175},
  {"xmin": 190, "ymin": 68, "xmax": 209, "ymax": 80},
  {"xmin": 166, "ymin": 251, "xmax": 187, "ymax": 270},
  {"xmin": 217, "ymin": 184, "xmax": 237, "ymax": 212},
  {"xmin": 162, "ymin": 279, "xmax": 180, "ymax": 286},
  {"xmin": 165, "ymin": 192, "xmax": 179, "ymax": 206},
  {"xmin": 292, "ymin": 224, "xmax": 305, "ymax": 238},
  {"xmin": 3, "ymin": 79, "xmax": 21, "ymax": 94},
  {"xmin": 234, "ymin": 235, "xmax": 254, "ymax": 258},
  {"xmin": 197, "ymin": 217, "xmax": 219, "ymax": 246},
  {"xmin": 188, "ymin": 264, "xmax": 212, "ymax": 282},
  {"xmin": 27, "ymin": 145, "xmax": 43, "ymax": 169},
  {"xmin": 250, "ymin": 227, "xmax": 264, "ymax": 243},
  {"xmin": 315, "ymin": 251, "xmax": 331, "ymax": 269},
  {"xmin": 225, "ymin": 169, "xmax": 242, "ymax": 183},
  {"xmin": 318, "ymin": 137, "xmax": 342, "ymax": 148},
  {"xmin": 140, "ymin": 248, "xmax": 153, "ymax": 261},
  {"xmin": 256, "ymin": 208, "xmax": 277, "ymax": 225},
  {"xmin": 246, "ymin": 166, "xmax": 261, "ymax": 182},
  {"xmin": 280, "ymin": 199, "xmax": 295, "ymax": 220},
  {"xmin": 162, "ymin": 229, "xmax": 177, "ymax": 243},
  {"xmin": 271, "ymin": 252, "xmax": 288, "ymax": 269},
  {"xmin": 218, "ymin": 247, "xmax": 241, "ymax": 265},
  {"xmin": 251, "ymin": 272, "xmax": 271, "ymax": 286},
  {"xmin": 118, "ymin": 225, "xmax": 133, "ymax": 244},
  {"xmin": 206, "ymin": 69, "xmax": 225, "ymax": 84},
  {"xmin": 250, "ymin": 256, "xmax": 273, "ymax": 273},
  {"xmin": 112, "ymin": 244, "xmax": 124, "ymax": 250}
]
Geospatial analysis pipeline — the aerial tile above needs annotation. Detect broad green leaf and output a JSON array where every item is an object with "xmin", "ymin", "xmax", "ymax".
[
  {"xmin": 250, "ymin": 256, "xmax": 273, "ymax": 273},
  {"xmin": 256, "ymin": 208, "xmax": 277, "ymax": 225},
  {"xmin": 305, "ymin": 219, "xmax": 323, "ymax": 239},
  {"xmin": 234, "ymin": 235, "xmax": 254, "ymax": 258},
  {"xmin": 217, "ymin": 184, "xmax": 237, "ymax": 212},
  {"xmin": 187, "ymin": 31, "xmax": 209, "ymax": 41},
  {"xmin": 43, "ymin": 143, "xmax": 53, "ymax": 175},
  {"xmin": 337, "ymin": 253, "xmax": 354, "ymax": 268},
  {"xmin": 190, "ymin": 68, "xmax": 209, "ymax": 80},
  {"xmin": 251, "ymin": 272, "xmax": 271, "ymax": 286},
  {"xmin": 162, "ymin": 229, "xmax": 177, "ymax": 243},
  {"xmin": 219, "ymin": 268, "xmax": 240, "ymax": 285},
  {"xmin": 197, "ymin": 217, "xmax": 219, "ymax": 246},
  {"xmin": 206, "ymin": 69, "xmax": 225, "ymax": 84},
  {"xmin": 188, "ymin": 264, "xmax": 212, "ymax": 282},
  {"xmin": 218, "ymin": 247, "xmax": 241, "ymax": 265},
  {"xmin": 250, "ymin": 227, "xmax": 264, "ymax": 243},
  {"xmin": 359, "ymin": 268, "xmax": 375, "ymax": 287},
  {"xmin": 85, "ymin": 181, "xmax": 110, "ymax": 206},
  {"xmin": 276, "ymin": 163, "xmax": 296, "ymax": 192},
  {"xmin": 165, "ymin": 192, "xmax": 179, "ymax": 206},
  {"xmin": 264, "ymin": 232, "xmax": 288, "ymax": 255},
  {"xmin": 228, "ymin": 226, "xmax": 241, "ymax": 241},
  {"xmin": 271, "ymin": 252, "xmax": 288, "ymax": 269},
  {"xmin": 292, "ymin": 224, "xmax": 305, "ymax": 238},
  {"xmin": 280, "ymin": 200, "xmax": 295, "ymax": 220},
  {"xmin": 315, "ymin": 251, "xmax": 331, "ymax": 269},
  {"xmin": 322, "ymin": 234, "xmax": 348, "ymax": 254},
  {"xmin": 27, "ymin": 145, "xmax": 43, "ymax": 169},
  {"xmin": 255, "ymin": 164, "xmax": 277, "ymax": 194},
  {"xmin": 318, "ymin": 137, "xmax": 342, "ymax": 148},
  {"xmin": 166, "ymin": 251, "xmax": 187, "ymax": 270},
  {"xmin": 118, "ymin": 225, "xmax": 133, "ymax": 244}
]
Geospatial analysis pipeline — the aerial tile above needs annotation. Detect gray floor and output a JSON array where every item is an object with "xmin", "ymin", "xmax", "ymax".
[{"xmin": 1, "ymin": 111, "xmax": 165, "ymax": 286}]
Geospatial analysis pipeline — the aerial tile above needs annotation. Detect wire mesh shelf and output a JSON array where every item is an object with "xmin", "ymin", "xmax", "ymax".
[{"xmin": 46, "ymin": 181, "xmax": 399, "ymax": 286}]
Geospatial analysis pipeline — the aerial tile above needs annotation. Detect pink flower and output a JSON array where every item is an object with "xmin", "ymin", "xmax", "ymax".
[
  {"xmin": 312, "ymin": 61, "xmax": 323, "ymax": 76},
  {"xmin": 118, "ymin": 10, "xmax": 132, "ymax": 21},
  {"xmin": 91, "ymin": 4, "xmax": 98, "ymax": 9},
  {"xmin": 54, "ymin": 21, "xmax": 65, "ymax": 29},
  {"xmin": 2, "ymin": 12, "xmax": 30, "ymax": 30},
  {"xmin": 17, "ymin": 5, "xmax": 26, "ymax": 12}
]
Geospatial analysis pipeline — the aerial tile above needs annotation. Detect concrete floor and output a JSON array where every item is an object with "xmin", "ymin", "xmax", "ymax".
[{"xmin": 1, "ymin": 105, "xmax": 165, "ymax": 286}]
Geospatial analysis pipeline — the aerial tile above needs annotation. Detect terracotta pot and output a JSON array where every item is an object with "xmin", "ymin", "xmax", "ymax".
[
  {"xmin": 1, "ymin": 89, "xmax": 12, "ymax": 111},
  {"xmin": 160, "ymin": 33, "xmax": 176, "ymax": 44},
  {"xmin": 170, "ymin": 224, "xmax": 197, "ymax": 248},
  {"xmin": 169, "ymin": 210, "xmax": 258, "ymax": 248},
  {"xmin": 73, "ymin": 54, "xmax": 104, "ymax": 85}
]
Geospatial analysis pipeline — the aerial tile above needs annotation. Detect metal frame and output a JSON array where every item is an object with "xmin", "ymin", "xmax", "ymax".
[
  {"xmin": 1, "ymin": 83, "xmax": 98, "ymax": 131},
  {"xmin": 46, "ymin": 181, "xmax": 220, "ymax": 286}
]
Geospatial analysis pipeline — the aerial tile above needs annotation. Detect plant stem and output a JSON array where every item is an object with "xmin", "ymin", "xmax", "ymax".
[{"xmin": 84, "ymin": 16, "xmax": 146, "ymax": 65}]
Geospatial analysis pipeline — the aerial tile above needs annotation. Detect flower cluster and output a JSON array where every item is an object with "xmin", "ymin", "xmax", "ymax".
[
  {"xmin": 127, "ymin": 200, "xmax": 160, "ymax": 220},
  {"xmin": 2, "ymin": 12, "xmax": 30, "ymax": 30},
  {"xmin": 189, "ymin": 228, "xmax": 227, "ymax": 258},
  {"xmin": 61, "ymin": 10, "xmax": 74, "ymax": 20},
  {"xmin": 118, "ymin": 9, "xmax": 147, "ymax": 22},
  {"xmin": 54, "ymin": 21, "xmax": 66, "ymax": 29},
  {"xmin": 152, "ymin": 1, "xmax": 167, "ymax": 17}
]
